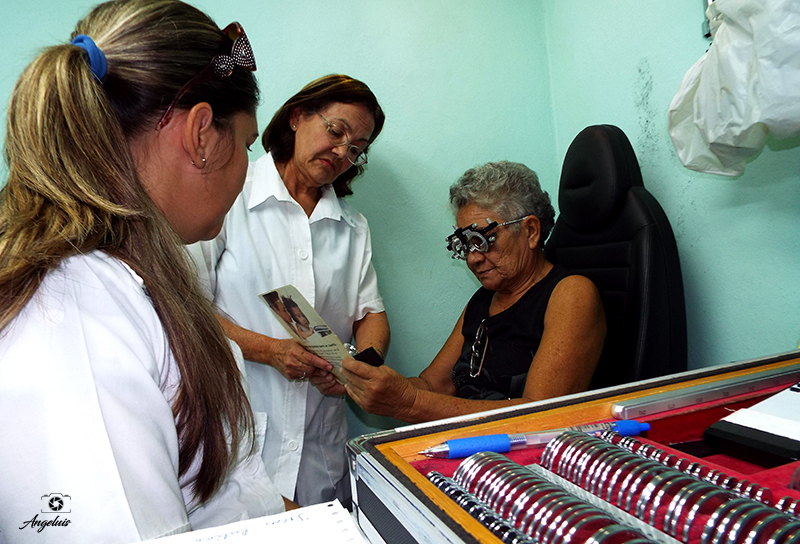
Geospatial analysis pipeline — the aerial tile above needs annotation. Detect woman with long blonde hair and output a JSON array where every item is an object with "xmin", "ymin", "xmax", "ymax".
[{"xmin": 0, "ymin": 1, "xmax": 288, "ymax": 541}]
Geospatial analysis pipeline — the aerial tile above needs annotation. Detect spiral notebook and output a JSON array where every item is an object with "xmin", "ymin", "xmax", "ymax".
[{"xmin": 143, "ymin": 501, "xmax": 366, "ymax": 543}]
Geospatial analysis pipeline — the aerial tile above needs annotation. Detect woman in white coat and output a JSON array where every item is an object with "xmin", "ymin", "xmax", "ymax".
[
  {"xmin": 190, "ymin": 74, "xmax": 390, "ymax": 507},
  {"xmin": 0, "ymin": 1, "xmax": 289, "ymax": 542}
]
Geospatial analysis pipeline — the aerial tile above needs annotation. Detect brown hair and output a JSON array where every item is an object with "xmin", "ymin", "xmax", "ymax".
[
  {"xmin": 0, "ymin": 0, "xmax": 258, "ymax": 504},
  {"xmin": 263, "ymin": 291, "xmax": 283, "ymax": 311},
  {"xmin": 262, "ymin": 74, "xmax": 385, "ymax": 197}
]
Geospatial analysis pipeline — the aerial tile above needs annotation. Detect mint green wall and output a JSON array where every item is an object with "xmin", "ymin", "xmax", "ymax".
[
  {"xmin": 2, "ymin": 1, "xmax": 799, "ymax": 440},
  {"xmin": 543, "ymin": 0, "xmax": 800, "ymax": 378}
]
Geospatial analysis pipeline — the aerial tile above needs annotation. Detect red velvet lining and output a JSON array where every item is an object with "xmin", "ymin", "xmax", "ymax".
[{"xmin": 410, "ymin": 387, "xmax": 800, "ymax": 539}]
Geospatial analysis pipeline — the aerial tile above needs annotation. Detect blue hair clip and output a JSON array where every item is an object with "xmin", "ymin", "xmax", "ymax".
[{"xmin": 71, "ymin": 34, "xmax": 107, "ymax": 81}]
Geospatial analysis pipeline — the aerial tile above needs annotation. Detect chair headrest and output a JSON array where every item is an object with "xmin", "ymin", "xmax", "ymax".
[{"xmin": 558, "ymin": 125, "xmax": 644, "ymax": 233}]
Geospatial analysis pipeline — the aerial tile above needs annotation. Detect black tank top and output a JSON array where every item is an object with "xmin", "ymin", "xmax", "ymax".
[{"xmin": 451, "ymin": 264, "xmax": 572, "ymax": 400}]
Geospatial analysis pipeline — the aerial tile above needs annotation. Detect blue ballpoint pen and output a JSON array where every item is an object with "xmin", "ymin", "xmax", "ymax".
[{"xmin": 419, "ymin": 420, "xmax": 651, "ymax": 459}]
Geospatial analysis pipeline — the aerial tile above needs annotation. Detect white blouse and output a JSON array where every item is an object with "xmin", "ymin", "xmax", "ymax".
[
  {"xmin": 189, "ymin": 153, "xmax": 384, "ymax": 505},
  {"xmin": 0, "ymin": 251, "xmax": 284, "ymax": 544}
]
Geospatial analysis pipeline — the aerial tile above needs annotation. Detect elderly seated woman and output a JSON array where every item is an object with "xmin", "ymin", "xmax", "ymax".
[{"xmin": 334, "ymin": 161, "xmax": 606, "ymax": 424}]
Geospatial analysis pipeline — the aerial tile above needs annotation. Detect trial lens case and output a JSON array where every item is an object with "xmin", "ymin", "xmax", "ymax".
[{"xmin": 347, "ymin": 350, "xmax": 800, "ymax": 544}]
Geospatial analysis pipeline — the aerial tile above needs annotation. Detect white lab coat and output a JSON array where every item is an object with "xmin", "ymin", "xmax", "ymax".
[
  {"xmin": 189, "ymin": 153, "xmax": 384, "ymax": 505},
  {"xmin": 0, "ymin": 251, "xmax": 284, "ymax": 544}
]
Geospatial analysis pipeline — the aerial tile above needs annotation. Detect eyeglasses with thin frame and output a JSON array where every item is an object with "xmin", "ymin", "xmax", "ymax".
[
  {"xmin": 156, "ymin": 22, "xmax": 257, "ymax": 131},
  {"xmin": 316, "ymin": 112, "xmax": 369, "ymax": 166},
  {"xmin": 446, "ymin": 215, "xmax": 531, "ymax": 260},
  {"xmin": 470, "ymin": 319, "xmax": 489, "ymax": 378}
]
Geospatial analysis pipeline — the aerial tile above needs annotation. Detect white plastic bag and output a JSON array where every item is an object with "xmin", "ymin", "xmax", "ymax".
[{"xmin": 668, "ymin": 0, "xmax": 800, "ymax": 176}]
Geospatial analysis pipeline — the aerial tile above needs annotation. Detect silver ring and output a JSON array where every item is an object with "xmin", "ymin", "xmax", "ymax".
[
  {"xmin": 701, "ymin": 497, "xmax": 752, "ymax": 544},
  {"xmin": 644, "ymin": 472, "xmax": 695, "ymax": 526},
  {"xmin": 590, "ymin": 448, "xmax": 627, "ymax": 496},
  {"xmin": 664, "ymin": 480, "xmax": 708, "ymax": 537},
  {"xmin": 681, "ymin": 487, "xmax": 734, "ymax": 542},
  {"xmin": 713, "ymin": 500, "xmax": 762, "ymax": 544},
  {"xmin": 727, "ymin": 505, "xmax": 774, "ymax": 544},
  {"xmin": 496, "ymin": 476, "xmax": 537, "ymax": 520},
  {"xmin": 301, "ymin": 371, "xmax": 307, "ymax": 380},
  {"xmin": 488, "ymin": 471, "xmax": 529, "ymax": 514}
]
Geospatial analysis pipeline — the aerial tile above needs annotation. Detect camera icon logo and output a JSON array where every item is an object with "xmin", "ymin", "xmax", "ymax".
[{"xmin": 41, "ymin": 493, "xmax": 71, "ymax": 513}]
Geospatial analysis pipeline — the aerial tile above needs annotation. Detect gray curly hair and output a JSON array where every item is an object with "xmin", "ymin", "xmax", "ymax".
[{"xmin": 448, "ymin": 161, "xmax": 555, "ymax": 244}]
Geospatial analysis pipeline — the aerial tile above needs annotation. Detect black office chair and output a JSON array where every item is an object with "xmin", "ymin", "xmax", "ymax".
[{"xmin": 544, "ymin": 125, "xmax": 687, "ymax": 389}]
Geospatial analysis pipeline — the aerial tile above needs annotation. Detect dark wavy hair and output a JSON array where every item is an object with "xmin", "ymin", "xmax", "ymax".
[{"xmin": 262, "ymin": 74, "xmax": 385, "ymax": 197}]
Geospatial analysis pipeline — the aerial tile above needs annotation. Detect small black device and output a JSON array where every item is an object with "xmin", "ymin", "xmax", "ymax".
[{"xmin": 354, "ymin": 346, "xmax": 384, "ymax": 367}]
